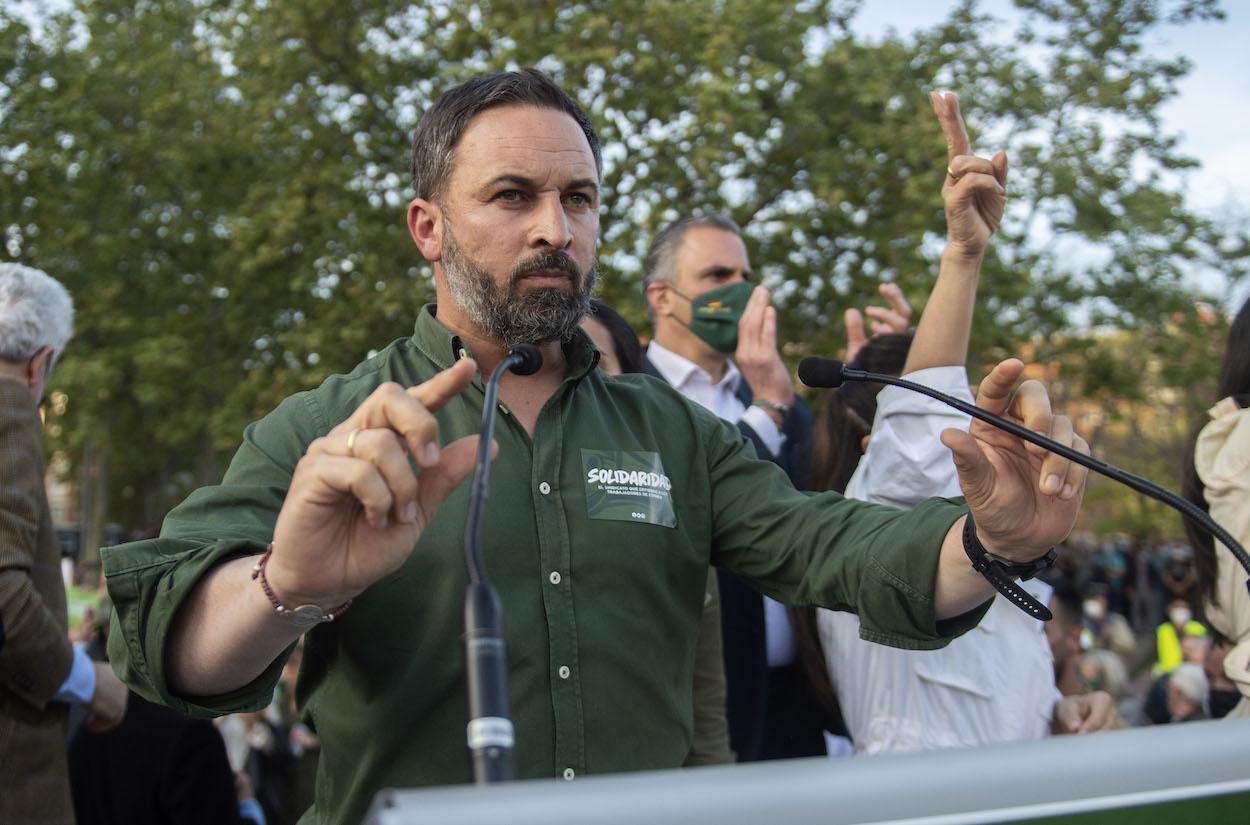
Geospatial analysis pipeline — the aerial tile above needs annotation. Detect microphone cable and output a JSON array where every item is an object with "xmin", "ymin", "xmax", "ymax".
[
  {"xmin": 462, "ymin": 343, "xmax": 542, "ymax": 785},
  {"xmin": 799, "ymin": 356, "xmax": 1250, "ymax": 601}
]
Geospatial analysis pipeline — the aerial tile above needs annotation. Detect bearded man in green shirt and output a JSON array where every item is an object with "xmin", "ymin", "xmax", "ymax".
[{"xmin": 104, "ymin": 69, "xmax": 1089, "ymax": 825}]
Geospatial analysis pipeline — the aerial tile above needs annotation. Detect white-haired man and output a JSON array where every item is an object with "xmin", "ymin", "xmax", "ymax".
[{"xmin": 0, "ymin": 263, "xmax": 127, "ymax": 825}]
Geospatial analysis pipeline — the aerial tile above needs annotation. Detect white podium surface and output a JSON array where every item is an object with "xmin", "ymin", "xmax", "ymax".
[{"xmin": 365, "ymin": 718, "xmax": 1250, "ymax": 825}]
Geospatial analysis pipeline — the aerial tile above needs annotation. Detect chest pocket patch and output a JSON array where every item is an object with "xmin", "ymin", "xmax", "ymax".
[{"xmin": 581, "ymin": 449, "xmax": 677, "ymax": 528}]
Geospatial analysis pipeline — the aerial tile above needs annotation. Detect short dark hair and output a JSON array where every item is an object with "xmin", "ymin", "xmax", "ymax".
[{"xmin": 410, "ymin": 69, "xmax": 602, "ymax": 201}]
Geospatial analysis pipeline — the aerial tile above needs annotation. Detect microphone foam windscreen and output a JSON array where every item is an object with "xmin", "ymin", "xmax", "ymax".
[
  {"xmin": 507, "ymin": 344, "xmax": 544, "ymax": 376},
  {"xmin": 798, "ymin": 357, "xmax": 846, "ymax": 388}
]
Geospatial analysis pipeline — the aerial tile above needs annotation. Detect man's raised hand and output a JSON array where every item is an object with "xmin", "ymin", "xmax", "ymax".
[
  {"xmin": 267, "ymin": 357, "xmax": 483, "ymax": 609},
  {"xmin": 940, "ymin": 359, "xmax": 1089, "ymax": 564},
  {"xmin": 844, "ymin": 282, "xmax": 913, "ymax": 362},
  {"xmin": 736, "ymin": 285, "xmax": 796, "ymax": 412},
  {"xmin": 931, "ymin": 91, "xmax": 1007, "ymax": 260}
]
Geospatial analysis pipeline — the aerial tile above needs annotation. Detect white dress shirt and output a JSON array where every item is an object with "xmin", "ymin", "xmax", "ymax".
[
  {"xmin": 819, "ymin": 365, "xmax": 1060, "ymax": 754},
  {"xmin": 647, "ymin": 339, "xmax": 794, "ymax": 666},
  {"xmin": 646, "ymin": 340, "xmax": 785, "ymax": 457}
]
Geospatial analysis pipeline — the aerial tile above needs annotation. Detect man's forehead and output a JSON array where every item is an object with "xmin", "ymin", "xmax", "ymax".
[
  {"xmin": 677, "ymin": 226, "xmax": 750, "ymax": 269},
  {"xmin": 449, "ymin": 104, "xmax": 599, "ymax": 187}
]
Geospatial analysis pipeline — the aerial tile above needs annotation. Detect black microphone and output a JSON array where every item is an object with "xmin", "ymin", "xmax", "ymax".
[
  {"xmin": 506, "ymin": 343, "xmax": 543, "ymax": 376},
  {"xmin": 462, "ymin": 343, "xmax": 543, "ymax": 784},
  {"xmin": 799, "ymin": 356, "xmax": 1250, "ymax": 599}
]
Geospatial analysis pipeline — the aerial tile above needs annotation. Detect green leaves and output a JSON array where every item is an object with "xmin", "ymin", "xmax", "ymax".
[{"xmin": 0, "ymin": 0, "xmax": 1243, "ymax": 537}]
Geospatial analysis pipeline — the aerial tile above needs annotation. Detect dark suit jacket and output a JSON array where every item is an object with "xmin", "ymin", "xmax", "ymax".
[
  {"xmin": 0, "ymin": 375, "xmax": 75, "ymax": 824},
  {"xmin": 644, "ymin": 357, "xmax": 822, "ymax": 761}
]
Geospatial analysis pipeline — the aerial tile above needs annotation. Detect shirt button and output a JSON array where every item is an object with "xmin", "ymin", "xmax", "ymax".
[
  {"xmin": 539, "ymin": 481, "xmax": 551, "ymax": 495},
  {"xmin": 549, "ymin": 571, "xmax": 562, "ymax": 585},
  {"xmin": 563, "ymin": 767, "xmax": 575, "ymax": 781},
  {"xmin": 558, "ymin": 665, "xmax": 571, "ymax": 680},
  {"xmin": 457, "ymin": 347, "xmax": 469, "ymax": 360}
]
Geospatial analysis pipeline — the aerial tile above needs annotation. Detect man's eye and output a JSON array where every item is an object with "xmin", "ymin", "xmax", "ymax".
[
  {"xmin": 566, "ymin": 192, "xmax": 591, "ymax": 206},
  {"xmin": 496, "ymin": 190, "xmax": 523, "ymax": 202}
]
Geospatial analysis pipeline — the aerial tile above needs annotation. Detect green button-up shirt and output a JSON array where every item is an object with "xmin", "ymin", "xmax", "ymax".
[{"xmin": 104, "ymin": 305, "xmax": 977, "ymax": 825}]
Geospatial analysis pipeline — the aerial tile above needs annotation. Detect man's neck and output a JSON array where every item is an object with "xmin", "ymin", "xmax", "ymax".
[
  {"xmin": 0, "ymin": 362, "xmax": 38, "ymax": 409},
  {"xmin": 0, "ymin": 360, "xmax": 26, "ymax": 383},
  {"xmin": 432, "ymin": 297, "xmax": 568, "ymax": 380},
  {"xmin": 0, "ymin": 360, "xmax": 33, "ymax": 391},
  {"xmin": 652, "ymin": 323, "xmax": 730, "ymax": 382},
  {"xmin": 430, "ymin": 294, "xmax": 569, "ymax": 437}
]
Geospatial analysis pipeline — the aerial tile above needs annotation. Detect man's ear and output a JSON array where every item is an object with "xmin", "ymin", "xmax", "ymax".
[
  {"xmin": 407, "ymin": 198, "xmax": 443, "ymax": 262},
  {"xmin": 645, "ymin": 281, "xmax": 670, "ymax": 320},
  {"xmin": 26, "ymin": 346, "xmax": 54, "ymax": 389}
]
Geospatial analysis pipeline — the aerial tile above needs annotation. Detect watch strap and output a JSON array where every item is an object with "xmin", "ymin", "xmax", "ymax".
[
  {"xmin": 751, "ymin": 398, "xmax": 790, "ymax": 419},
  {"xmin": 962, "ymin": 516, "xmax": 1055, "ymax": 621}
]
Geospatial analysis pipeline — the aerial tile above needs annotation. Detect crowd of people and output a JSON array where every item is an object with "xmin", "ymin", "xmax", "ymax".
[{"xmin": 2, "ymin": 68, "xmax": 1247, "ymax": 825}]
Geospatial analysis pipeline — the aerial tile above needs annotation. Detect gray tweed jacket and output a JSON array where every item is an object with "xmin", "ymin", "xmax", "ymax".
[{"xmin": 0, "ymin": 375, "xmax": 74, "ymax": 825}]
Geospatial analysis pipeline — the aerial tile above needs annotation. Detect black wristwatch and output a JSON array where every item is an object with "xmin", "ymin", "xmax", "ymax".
[{"xmin": 962, "ymin": 515, "xmax": 1057, "ymax": 621}]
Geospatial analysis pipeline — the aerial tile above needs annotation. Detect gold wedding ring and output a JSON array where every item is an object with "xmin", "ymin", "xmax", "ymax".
[
  {"xmin": 346, "ymin": 427, "xmax": 362, "ymax": 457},
  {"xmin": 946, "ymin": 165, "xmax": 960, "ymax": 181}
]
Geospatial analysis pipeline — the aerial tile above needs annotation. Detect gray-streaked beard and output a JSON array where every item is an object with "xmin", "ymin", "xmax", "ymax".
[{"xmin": 441, "ymin": 221, "xmax": 597, "ymax": 346}]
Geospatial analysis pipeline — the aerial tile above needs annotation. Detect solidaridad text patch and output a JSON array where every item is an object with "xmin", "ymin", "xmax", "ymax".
[{"xmin": 581, "ymin": 449, "xmax": 677, "ymax": 528}]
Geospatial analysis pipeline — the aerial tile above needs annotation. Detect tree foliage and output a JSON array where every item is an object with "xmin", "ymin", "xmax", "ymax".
[{"xmin": 0, "ymin": 0, "xmax": 1245, "ymax": 536}]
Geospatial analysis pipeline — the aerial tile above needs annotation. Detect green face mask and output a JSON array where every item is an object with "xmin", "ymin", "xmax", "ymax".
[{"xmin": 671, "ymin": 280, "xmax": 754, "ymax": 354}]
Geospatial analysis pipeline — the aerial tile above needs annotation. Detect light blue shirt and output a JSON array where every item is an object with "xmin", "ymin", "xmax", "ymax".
[
  {"xmin": 239, "ymin": 798, "xmax": 267, "ymax": 825},
  {"xmin": 53, "ymin": 643, "xmax": 96, "ymax": 704}
]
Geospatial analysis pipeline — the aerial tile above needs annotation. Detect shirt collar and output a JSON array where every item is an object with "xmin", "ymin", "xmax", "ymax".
[
  {"xmin": 410, "ymin": 304, "xmax": 600, "ymax": 383},
  {"xmin": 646, "ymin": 339, "xmax": 741, "ymax": 393}
]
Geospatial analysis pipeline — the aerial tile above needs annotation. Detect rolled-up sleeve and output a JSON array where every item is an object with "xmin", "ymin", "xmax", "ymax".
[
  {"xmin": 844, "ymin": 365, "xmax": 971, "ymax": 509},
  {"xmin": 103, "ymin": 391, "xmax": 324, "ymax": 717}
]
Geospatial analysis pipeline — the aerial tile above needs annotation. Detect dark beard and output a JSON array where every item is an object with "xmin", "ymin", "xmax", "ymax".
[{"xmin": 441, "ymin": 222, "xmax": 597, "ymax": 346}]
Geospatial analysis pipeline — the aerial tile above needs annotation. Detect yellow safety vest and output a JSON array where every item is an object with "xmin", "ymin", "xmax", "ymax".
[{"xmin": 1154, "ymin": 619, "xmax": 1207, "ymax": 675}]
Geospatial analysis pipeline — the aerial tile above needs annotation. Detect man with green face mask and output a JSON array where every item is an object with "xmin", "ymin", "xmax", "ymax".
[
  {"xmin": 642, "ymin": 215, "xmax": 828, "ymax": 763},
  {"xmin": 643, "ymin": 215, "xmax": 805, "ymax": 480}
]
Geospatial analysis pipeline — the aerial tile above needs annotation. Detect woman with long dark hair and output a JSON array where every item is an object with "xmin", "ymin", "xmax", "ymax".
[{"xmin": 1183, "ymin": 295, "xmax": 1250, "ymax": 718}]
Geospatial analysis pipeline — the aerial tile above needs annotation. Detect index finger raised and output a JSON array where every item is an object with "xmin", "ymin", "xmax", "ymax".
[
  {"xmin": 408, "ymin": 356, "xmax": 478, "ymax": 412},
  {"xmin": 333, "ymin": 358, "xmax": 477, "ymax": 466},
  {"xmin": 930, "ymin": 90, "xmax": 972, "ymax": 161}
]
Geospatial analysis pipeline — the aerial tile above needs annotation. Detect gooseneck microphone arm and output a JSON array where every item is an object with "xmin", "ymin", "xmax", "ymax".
[
  {"xmin": 798, "ymin": 357, "xmax": 1250, "ymax": 598},
  {"xmin": 462, "ymin": 343, "xmax": 543, "ymax": 785}
]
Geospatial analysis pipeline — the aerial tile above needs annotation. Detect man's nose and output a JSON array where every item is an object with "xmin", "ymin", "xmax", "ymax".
[{"xmin": 529, "ymin": 194, "xmax": 573, "ymax": 249}]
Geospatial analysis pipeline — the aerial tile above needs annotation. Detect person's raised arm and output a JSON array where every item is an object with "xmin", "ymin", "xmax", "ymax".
[
  {"xmin": 904, "ymin": 91, "xmax": 1007, "ymax": 375},
  {"xmin": 166, "ymin": 358, "xmax": 482, "ymax": 697}
]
